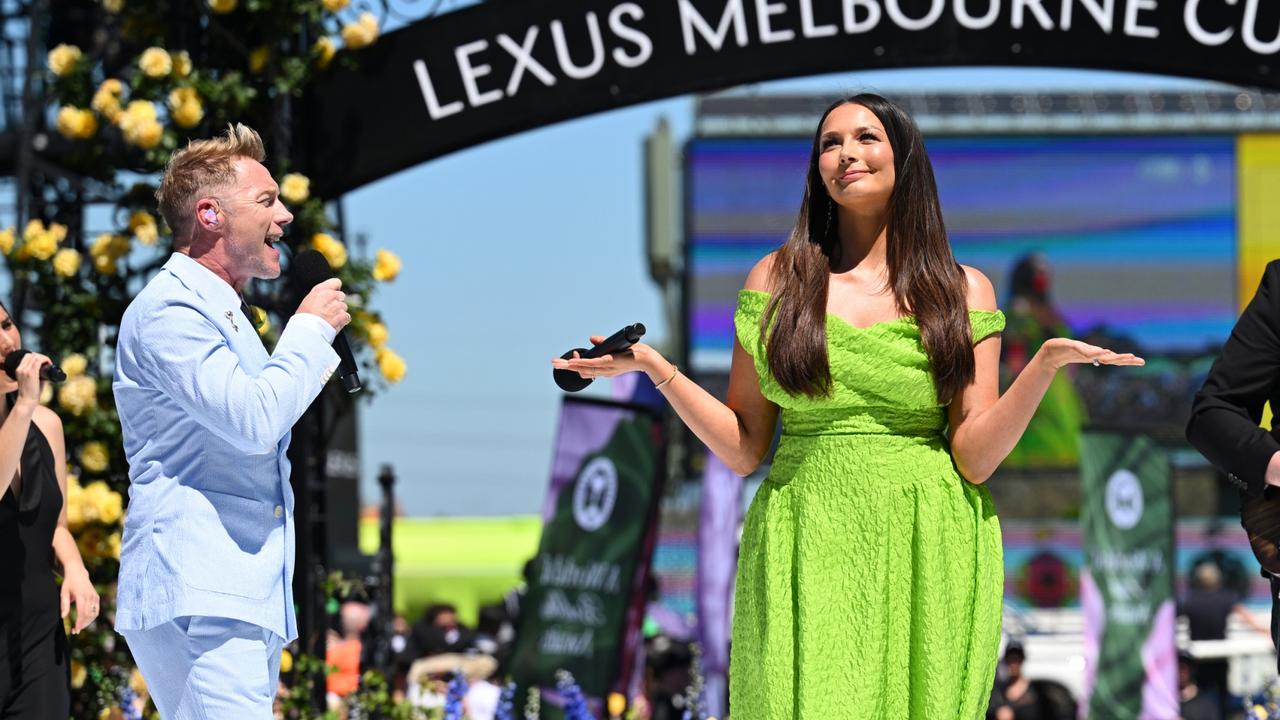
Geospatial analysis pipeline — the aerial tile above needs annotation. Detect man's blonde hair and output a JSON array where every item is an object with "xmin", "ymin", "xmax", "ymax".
[{"xmin": 156, "ymin": 123, "xmax": 265, "ymax": 244}]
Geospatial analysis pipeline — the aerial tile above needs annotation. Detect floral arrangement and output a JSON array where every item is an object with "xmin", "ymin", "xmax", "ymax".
[{"xmin": 24, "ymin": 1, "xmax": 411, "ymax": 716}]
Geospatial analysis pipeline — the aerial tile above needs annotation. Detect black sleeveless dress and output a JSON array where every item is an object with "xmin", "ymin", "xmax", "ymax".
[{"xmin": 0, "ymin": 422, "xmax": 69, "ymax": 718}]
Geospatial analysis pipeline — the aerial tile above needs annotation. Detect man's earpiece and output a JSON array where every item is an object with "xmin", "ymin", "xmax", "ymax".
[{"xmin": 203, "ymin": 208, "xmax": 219, "ymax": 225}]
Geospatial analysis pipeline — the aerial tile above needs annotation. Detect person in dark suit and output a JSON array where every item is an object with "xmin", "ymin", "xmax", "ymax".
[{"xmin": 1186, "ymin": 260, "xmax": 1280, "ymax": 664}]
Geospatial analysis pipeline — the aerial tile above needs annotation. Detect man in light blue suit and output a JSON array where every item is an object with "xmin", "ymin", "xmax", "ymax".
[{"xmin": 113, "ymin": 124, "xmax": 350, "ymax": 718}]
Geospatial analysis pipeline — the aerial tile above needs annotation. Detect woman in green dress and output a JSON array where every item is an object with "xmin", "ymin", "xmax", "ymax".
[{"xmin": 554, "ymin": 94, "xmax": 1143, "ymax": 719}]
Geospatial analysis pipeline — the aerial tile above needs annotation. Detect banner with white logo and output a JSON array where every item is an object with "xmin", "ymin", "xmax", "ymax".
[
  {"xmin": 1079, "ymin": 432, "xmax": 1177, "ymax": 719},
  {"xmin": 511, "ymin": 395, "xmax": 666, "ymax": 709}
]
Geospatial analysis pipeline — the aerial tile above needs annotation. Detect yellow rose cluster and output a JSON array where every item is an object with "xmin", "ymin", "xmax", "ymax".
[
  {"xmin": 92, "ymin": 79, "xmax": 126, "ymax": 122},
  {"xmin": 342, "ymin": 12, "xmax": 380, "ymax": 50},
  {"xmin": 366, "ymin": 321, "xmax": 388, "ymax": 350},
  {"xmin": 117, "ymin": 100, "xmax": 163, "ymax": 150},
  {"xmin": 0, "ymin": 227, "xmax": 13, "ymax": 255},
  {"xmin": 52, "ymin": 248, "xmax": 82, "ymax": 278},
  {"xmin": 62, "ymin": 353, "xmax": 89, "ymax": 378},
  {"xmin": 128, "ymin": 211, "xmax": 160, "ymax": 245},
  {"xmin": 80, "ymin": 441, "xmax": 110, "ymax": 474},
  {"xmin": 280, "ymin": 173, "xmax": 310, "ymax": 204},
  {"xmin": 168, "ymin": 87, "xmax": 204, "ymax": 129},
  {"xmin": 20, "ymin": 220, "xmax": 66, "ymax": 261},
  {"xmin": 313, "ymin": 37, "xmax": 337, "ymax": 69},
  {"xmin": 312, "ymin": 232, "xmax": 347, "ymax": 269},
  {"xmin": 66, "ymin": 476, "xmax": 123, "ymax": 530},
  {"xmin": 375, "ymin": 348, "xmax": 406, "ymax": 383},
  {"xmin": 46, "ymin": 44, "xmax": 82, "ymax": 76},
  {"xmin": 372, "ymin": 248, "xmax": 401, "ymax": 281},
  {"xmin": 89, "ymin": 233, "xmax": 132, "ymax": 275},
  {"xmin": 138, "ymin": 47, "xmax": 172, "ymax": 78},
  {"xmin": 56, "ymin": 106, "xmax": 96, "ymax": 140},
  {"xmin": 58, "ymin": 375, "xmax": 98, "ymax": 416}
]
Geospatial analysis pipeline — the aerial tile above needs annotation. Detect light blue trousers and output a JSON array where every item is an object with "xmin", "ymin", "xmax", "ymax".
[{"xmin": 121, "ymin": 616, "xmax": 284, "ymax": 719}]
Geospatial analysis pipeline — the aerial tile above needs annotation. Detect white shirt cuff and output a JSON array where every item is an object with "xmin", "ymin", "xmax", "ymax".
[{"xmin": 289, "ymin": 313, "xmax": 338, "ymax": 344}]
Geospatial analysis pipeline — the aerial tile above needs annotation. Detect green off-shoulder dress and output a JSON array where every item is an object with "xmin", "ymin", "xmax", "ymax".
[{"xmin": 730, "ymin": 290, "xmax": 1006, "ymax": 719}]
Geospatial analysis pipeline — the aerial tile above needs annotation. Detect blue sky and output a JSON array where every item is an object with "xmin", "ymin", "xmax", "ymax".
[{"xmin": 345, "ymin": 66, "xmax": 1226, "ymax": 517}]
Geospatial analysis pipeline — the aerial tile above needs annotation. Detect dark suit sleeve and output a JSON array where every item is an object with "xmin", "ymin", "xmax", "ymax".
[{"xmin": 1187, "ymin": 261, "xmax": 1280, "ymax": 497}]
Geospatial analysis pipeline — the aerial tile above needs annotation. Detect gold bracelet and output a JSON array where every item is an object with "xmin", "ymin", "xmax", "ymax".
[{"xmin": 653, "ymin": 366, "xmax": 679, "ymax": 390}]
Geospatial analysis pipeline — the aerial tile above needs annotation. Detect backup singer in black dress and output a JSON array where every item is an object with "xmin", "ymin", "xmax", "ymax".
[{"xmin": 0, "ymin": 301, "xmax": 98, "ymax": 718}]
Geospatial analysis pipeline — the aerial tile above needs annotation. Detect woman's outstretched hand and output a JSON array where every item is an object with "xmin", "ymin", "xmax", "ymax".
[
  {"xmin": 551, "ymin": 336, "xmax": 666, "ymax": 380},
  {"xmin": 1037, "ymin": 338, "xmax": 1145, "ymax": 370}
]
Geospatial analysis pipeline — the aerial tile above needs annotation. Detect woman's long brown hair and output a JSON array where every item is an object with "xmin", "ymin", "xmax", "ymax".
[{"xmin": 763, "ymin": 93, "xmax": 974, "ymax": 404}]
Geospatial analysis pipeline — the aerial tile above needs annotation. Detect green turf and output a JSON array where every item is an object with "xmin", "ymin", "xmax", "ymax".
[{"xmin": 358, "ymin": 516, "xmax": 543, "ymax": 626}]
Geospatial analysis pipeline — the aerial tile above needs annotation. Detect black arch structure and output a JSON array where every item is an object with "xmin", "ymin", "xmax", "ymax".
[{"xmin": 302, "ymin": 0, "xmax": 1280, "ymax": 196}]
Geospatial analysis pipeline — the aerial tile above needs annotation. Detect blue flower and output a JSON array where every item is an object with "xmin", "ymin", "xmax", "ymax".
[
  {"xmin": 496, "ymin": 681, "xmax": 517, "ymax": 720},
  {"xmin": 444, "ymin": 672, "xmax": 470, "ymax": 720}
]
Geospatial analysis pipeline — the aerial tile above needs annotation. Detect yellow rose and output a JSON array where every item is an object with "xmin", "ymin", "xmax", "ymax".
[
  {"xmin": 312, "ymin": 232, "xmax": 347, "ymax": 269},
  {"xmin": 167, "ymin": 88, "xmax": 204, "ymax": 129},
  {"xmin": 82, "ymin": 481, "xmax": 122, "ymax": 524},
  {"xmin": 24, "ymin": 231, "xmax": 57, "ymax": 261},
  {"xmin": 48, "ymin": 223, "xmax": 67, "ymax": 244},
  {"xmin": 119, "ymin": 101, "xmax": 163, "ymax": 149},
  {"xmin": 71, "ymin": 660, "xmax": 87, "ymax": 689},
  {"xmin": 129, "ymin": 211, "xmax": 160, "ymax": 244},
  {"xmin": 280, "ymin": 173, "xmax": 310, "ymax": 204},
  {"xmin": 23, "ymin": 219, "xmax": 43, "ymax": 242},
  {"xmin": 313, "ymin": 37, "xmax": 336, "ymax": 69},
  {"xmin": 172, "ymin": 50, "xmax": 193, "ymax": 78},
  {"xmin": 607, "ymin": 693, "xmax": 626, "ymax": 717},
  {"xmin": 56, "ymin": 106, "xmax": 97, "ymax": 140},
  {"xmin": 90, "ymin": 232, "xmax": 131, "ymax": 262},
  {"xmin": 280, "ymin": 649, "xmax": 293, "ymax": 674},
  {"xmin": 0, "ymin": 227, "xmax": 13, "ymax": 255},
  {"xmin": 62, "ymin": 353, "xmax": 88, "ymax": 378},
  {"xmin": 208, "ymin": 0, "xmax": 236, "ymax": 12},
  {"xmin": 93, "ymin": 255, "xmax": 118, "ymax": 275},
  {"xmin": 366, "ymin": 321, "xmax": 388, "ymax": 350},
  {"xmin": 372, "ymin": 248, "xmax": 401, "ymax": 281},
  {"xmin": 138, "ymin": 47, "xmax": 172, "ymax": 78},
  {"xmin": 47, "ymin": 44, "xmax": 82, "ymax": 76},
  {"xmin": 322, "ymin": 0, "xmax": 349, "ymax": 10},
  {"xmin": 52, "ymin": 248, "xmax": 81, "ymax": 277},
  {"xmin": 76, "ymin": 527, "xmax": 103, "ymax": 558},
  {"xmin": 40, "ymin": 383, "xmax": 53, "ymax": 405},
  {"xmin": 80, "ymin": 441, "xmax": 110, "ymax": 474},
  {"xmin": 129, "ymin": 666, "xmax": 146, "ymax": 694},
  {"xmin": 103, "ymin": 0, "xmax": 123, "ymax": 12},
  {"xmin": 171, "ymin": 100, "xmax": 203, "ymax": 129},
  {"xmin": 91, "ymin": 79, "xmax": 125, "ymax": 122},
  {"xmin": 341, "ymin": 13, "xmax": 379, "ymax": 50},
  {"xmin": 107, "ymin": 532, "xmax": 121, "ymax": 559},
  {"xmin": 58, "ymin": 375, "xmax": 98, "ymax": 416},
  {"xmin": 248, "ymin": 45, "xmax": 270, "ymax": 74},
  {"xmin": 375, "ymin": 347, "xmax": 406, "ymax": 383}
]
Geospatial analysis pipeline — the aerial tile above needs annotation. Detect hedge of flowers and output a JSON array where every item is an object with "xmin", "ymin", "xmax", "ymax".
[{"xmin": 26, "ymin": 1, "xmax": 409, "ymax": 716}]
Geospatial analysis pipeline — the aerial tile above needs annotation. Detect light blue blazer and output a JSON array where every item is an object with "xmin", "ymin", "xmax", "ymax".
[{"xmin": 113, "ymin": 253, "xmax": 338, "ymax": 642}]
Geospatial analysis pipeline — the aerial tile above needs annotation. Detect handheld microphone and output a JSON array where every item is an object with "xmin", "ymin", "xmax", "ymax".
[
  {"xmin": 290, "ymin": 249, "xmax": 362, "ymax": 394},
  {"xmin": 3, "ymin": 350, "xmax": 66, "ymax": 383},
  {"xmin": 553, "ymin": 323, "xmax": 646, "ymax": 392}
]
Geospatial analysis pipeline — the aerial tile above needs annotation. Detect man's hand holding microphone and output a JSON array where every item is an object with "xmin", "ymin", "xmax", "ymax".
[{"xmin": 296, "ymin": 276, "xmax": 351, "ymax": 333}]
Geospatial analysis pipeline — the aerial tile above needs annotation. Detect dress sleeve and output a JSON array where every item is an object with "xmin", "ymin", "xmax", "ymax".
[
  {"xmin": 734, "ymin": 290, "xmax": 768, "ymax": 360},
  {"xmin": 970, "ymin": 309, "xmax": 1006, "ymax": 345}
]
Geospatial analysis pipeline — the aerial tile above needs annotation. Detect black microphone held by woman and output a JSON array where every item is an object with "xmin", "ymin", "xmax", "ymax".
[
  {"xmin": 553, "ymin": 323, "xmax": 645, "ymax": 392},
  {"xmin": 3, "ymin": 350, "xmax": 65, "ymax": 383}
]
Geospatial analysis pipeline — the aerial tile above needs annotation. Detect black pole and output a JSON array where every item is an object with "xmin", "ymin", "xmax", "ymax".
[{"xmin": 290, "ymin": 394, "xmax": 329, "ymax": 714}]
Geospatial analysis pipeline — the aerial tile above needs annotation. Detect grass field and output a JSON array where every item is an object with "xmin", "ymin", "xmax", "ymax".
[{"xmin": 357, "ymin": 515, "xmax": 543, "ymax": 626}]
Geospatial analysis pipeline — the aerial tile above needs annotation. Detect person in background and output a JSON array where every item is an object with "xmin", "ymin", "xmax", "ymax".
[{"xmin": 987, "ymin": 642, "xmax": 1041, "ymax": 720}]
